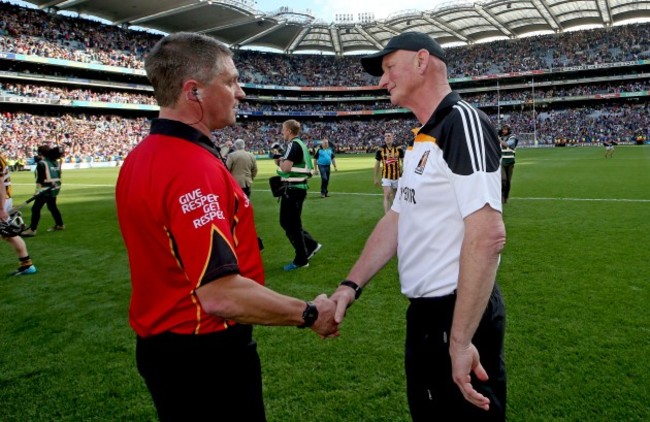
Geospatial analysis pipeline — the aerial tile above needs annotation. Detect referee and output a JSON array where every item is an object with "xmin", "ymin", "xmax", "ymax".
[{"xmin": 116, "ymin": 33, "xmax": 339, "ymax": 422}]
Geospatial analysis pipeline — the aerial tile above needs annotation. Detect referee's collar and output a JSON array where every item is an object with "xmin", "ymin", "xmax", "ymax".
[{"xmin": 149, "ymin": 118, "xmax": 213, "ymax": 147}]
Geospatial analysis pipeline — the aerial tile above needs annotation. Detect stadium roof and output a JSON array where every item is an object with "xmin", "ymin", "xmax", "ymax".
[{"xmin": 24, "ymin": 0, "xmax": 650, "ymax": 54}]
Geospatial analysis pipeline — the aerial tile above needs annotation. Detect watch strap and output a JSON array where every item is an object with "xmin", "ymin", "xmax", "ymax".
[{"xmin": 340, "ymin": 280, "xmax": 362, "ymax": 299}]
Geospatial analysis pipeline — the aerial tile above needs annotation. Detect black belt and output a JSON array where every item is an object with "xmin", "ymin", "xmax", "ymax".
[
  {"xmin": 137, "ymin": 323, "xmax": 253, "ymax": 347},
  {"xmin": 407, "ymin": 291, "xmax": 458, "ymax": 321},
  {"xmin": 408, "ymin": 289, "xmax": 457, "ymax": 305}
]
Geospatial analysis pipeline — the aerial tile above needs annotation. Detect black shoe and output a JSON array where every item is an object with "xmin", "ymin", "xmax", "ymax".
[{"xmin": 307, "ymin": 243, "xmax": 322, "ymax": 260}]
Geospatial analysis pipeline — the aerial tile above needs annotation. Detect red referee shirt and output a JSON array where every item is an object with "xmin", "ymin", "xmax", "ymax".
[{"xmin": 116, "ymin": 119, "xmax": 264, "ymax": 337}]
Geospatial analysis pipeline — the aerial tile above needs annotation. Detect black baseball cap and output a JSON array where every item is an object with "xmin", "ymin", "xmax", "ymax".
[{"xmin": 361, "ymin": 32, "xmax": 447, "ymax": 76}]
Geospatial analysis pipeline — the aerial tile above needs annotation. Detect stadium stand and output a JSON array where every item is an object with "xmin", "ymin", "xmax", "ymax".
[{"xmin": 1, "ymin": 0, "xmax": 650, "ymax": 165}]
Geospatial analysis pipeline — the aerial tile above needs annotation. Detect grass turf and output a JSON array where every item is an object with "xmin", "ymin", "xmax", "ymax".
[{"xmin": 0, "ymin": 145, "xmax": 648, "ymax": 421}]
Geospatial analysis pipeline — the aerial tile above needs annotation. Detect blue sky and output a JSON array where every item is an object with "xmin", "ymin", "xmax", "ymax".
[
  {"xmin": 4, "ymin": 0, "xmax": 471, "ymax": 34},
  {"xmin": 7, "ymin": 0, "xmax": 466, "ymax": 24},
  {"xmin": 253, "ymin": 0, "xmax": 465, "ymax": 23}
]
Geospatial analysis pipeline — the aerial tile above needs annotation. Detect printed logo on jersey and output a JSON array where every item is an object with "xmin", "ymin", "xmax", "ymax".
[
  {"xmin": 178, "ymin": 188, "xmax": 225, "ymax": 229},
  {"xmin": 399, "ymin": 186, "xmax": 416, "ymax": 204},
  {"xmin": 414, "ymin": 150, "xmax": 430, "ymax": 175},
  {"xmin": 385, "ymin": 157, "xmax": 399, "ymax": 165}
]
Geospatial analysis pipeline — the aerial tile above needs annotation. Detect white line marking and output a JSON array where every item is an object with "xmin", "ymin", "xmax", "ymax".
[
  {"xmin": 12, "ymin": 183, "xmax": 115, "ymax": 188},
  {"xmin": 14, "ymin": 184, "xmax": 647, "ymax": 202},
  {"xmin": 511, "ymin": 197, "xmax": 650, "ymax": 203}
]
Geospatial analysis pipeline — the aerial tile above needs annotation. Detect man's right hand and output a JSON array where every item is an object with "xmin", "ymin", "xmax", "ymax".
[
  {"xmin": 310, "ymin": 294, "xmax": 339, "ymax": 338},
  {"xmin": 330, "ymin": 286, "xmax": 356, "ymax": 324}
]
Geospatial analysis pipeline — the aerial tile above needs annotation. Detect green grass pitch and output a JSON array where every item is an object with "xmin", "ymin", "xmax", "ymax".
[{"xmin": 1, "ymin": 145, "xmax": 649, "ymax": 421}]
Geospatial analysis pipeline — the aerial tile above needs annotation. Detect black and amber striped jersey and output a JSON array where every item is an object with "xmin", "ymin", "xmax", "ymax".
[
  {"xmin": 375, "ymin": 145, "xmax": 404, "ymax": 180},
  {"xmin": 0, "ymin": 156, "xmax": 12, "ymax": 199}
]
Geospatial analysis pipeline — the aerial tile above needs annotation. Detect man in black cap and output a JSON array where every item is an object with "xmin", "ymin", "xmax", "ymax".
[{"xmin": 331, "ymin": 32, "xmax": 507, "ymax": 421}]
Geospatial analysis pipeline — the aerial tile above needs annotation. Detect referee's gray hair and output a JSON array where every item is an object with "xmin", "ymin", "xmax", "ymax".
[
  {"xmin": 145, "ymin": 32, "xmax": 233, "ymax": 107},
  {"xmin": 234, "ymin": 139, "xmax": 246, "ymax": 150}
]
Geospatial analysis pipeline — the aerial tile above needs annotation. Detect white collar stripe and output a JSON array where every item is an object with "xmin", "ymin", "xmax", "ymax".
[
  {"xmin": 463, "ymin": 101, "xmax": 487, "ymax": 171},
  {"xmin": 455, "ymin": 101, "xmax": 487, "ymax": 172},
  {"xmin": 453, "ymin": 103, "xmax": 478, "ymax": 172},
  {"xmin": 452, "ymin": 103, "xmax": 477, "ymax": 173},
  {"xmin": 459, "ymin": 100, "xmax": 486, "ymax": 171}
]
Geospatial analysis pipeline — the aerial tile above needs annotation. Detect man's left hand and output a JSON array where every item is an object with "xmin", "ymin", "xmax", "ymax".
[{"xmin": 450, "ymin": 341, "xmax": 491, "ymax": 411}]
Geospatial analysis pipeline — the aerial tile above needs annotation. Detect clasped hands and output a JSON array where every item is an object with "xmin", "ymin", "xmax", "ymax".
[
  {"xmin": 308, "ymin": 285, "xmax": 357, "ymax": 338},
  {"xmin": 309, "ymin": 287, "xmax": 492, "ymax": 411}
]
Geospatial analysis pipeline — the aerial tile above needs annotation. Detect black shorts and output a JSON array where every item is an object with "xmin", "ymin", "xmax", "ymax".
[
  {"xmin": 136, "ymin": 324, "xmax": 266, "ymax": 421},
  {"xmin": 405, "ymin": 285, "xmax": 506, "ymax": 421}
]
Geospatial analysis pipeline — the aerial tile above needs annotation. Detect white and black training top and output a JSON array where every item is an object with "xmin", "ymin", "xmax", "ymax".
[{"xmin": 392, "ymin": 92, "xmax": 502, "ymax": 298}]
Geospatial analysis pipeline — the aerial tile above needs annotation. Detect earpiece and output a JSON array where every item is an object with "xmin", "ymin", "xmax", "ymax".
[{"xmin": 186, "ymin": 86, "xmax": 205, "ymax": 125}]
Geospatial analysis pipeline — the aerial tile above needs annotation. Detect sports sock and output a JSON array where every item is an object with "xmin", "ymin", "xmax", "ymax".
[{"xmin": 18, "ymin": 256, "xmax": 33, "ymax": 269}]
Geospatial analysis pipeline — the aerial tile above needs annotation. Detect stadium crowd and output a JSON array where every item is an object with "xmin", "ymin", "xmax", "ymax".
[
  {"xmin": 0, "ymin": 82, "xmax": 157, "ymax": 105},
  {"xmin": 498, "ymin": 103, "xmax": 650, "ymax": 145},
  {"xmin": 462, "ymin": 80, "xmax": 650, "ymax": 104},
  {"xmin": 2, "ymin": 1, "xmax": 650, "ymax": 84},
  {"xmin": 0, "ymin": 111, "xmax": 146, "ymax": 164},
  {"xmin": 0, "ymin": 1, "xmax": 156, "ymax": 69},
  {"xmin": 1, "ymin": 0, "xmax": 649, "ymax": 163},
  {"xmin": 2, "ymin": 102, "xmax": 648, "ymax": 165},
  {"xmin": 4, "ymin": 79, "xmax": 650, "ymax": 112}
]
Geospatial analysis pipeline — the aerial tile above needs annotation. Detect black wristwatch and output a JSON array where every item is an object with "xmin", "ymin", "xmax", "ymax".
[
  {"xmin": 298, "ymin": 301, "xmax": 318, "ymax": 328},
  {"xmin": 340, "ymin": 280, "xmax": 363, "ymax": 300}
]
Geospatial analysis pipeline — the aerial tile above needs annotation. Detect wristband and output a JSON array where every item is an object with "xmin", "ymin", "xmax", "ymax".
[{"xmin": 340, "ymin": 280, "xmax": 362, "ymax": 300}]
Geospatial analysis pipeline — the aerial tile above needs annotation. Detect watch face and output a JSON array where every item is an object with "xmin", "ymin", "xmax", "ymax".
[{"xmin": 302, "ymin": 302, "xmax": 319, "ymax": 327}]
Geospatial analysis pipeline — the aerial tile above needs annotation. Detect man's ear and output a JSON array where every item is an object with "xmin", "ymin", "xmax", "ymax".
[
  {"xmin": 415, "ymin": 49, "xmax": 429, "ymax": 71},
  {"xmin": 183, "ymin": 80, "xmax": 200, "ymax": 101}
]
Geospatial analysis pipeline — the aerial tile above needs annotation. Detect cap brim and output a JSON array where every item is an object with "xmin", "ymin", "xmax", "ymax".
[{"xmin": 360, "ymin": 49, "xmax": 394, "ymax": 77}]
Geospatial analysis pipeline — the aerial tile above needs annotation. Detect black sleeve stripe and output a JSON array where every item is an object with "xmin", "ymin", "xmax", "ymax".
[{"xmin": 454, "ymin": 101, "xmax": 488, "ymax": 173}]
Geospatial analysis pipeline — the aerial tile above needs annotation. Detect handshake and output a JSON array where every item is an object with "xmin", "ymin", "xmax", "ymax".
[{"xmin": 305, "ymin": 282, "xmax": 361, "ymax": 338}]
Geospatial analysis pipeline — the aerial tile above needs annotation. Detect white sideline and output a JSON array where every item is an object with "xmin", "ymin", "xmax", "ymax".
[{"xmin": 11, "ymin": 184, "xmax": 650, "ymax": 202}]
